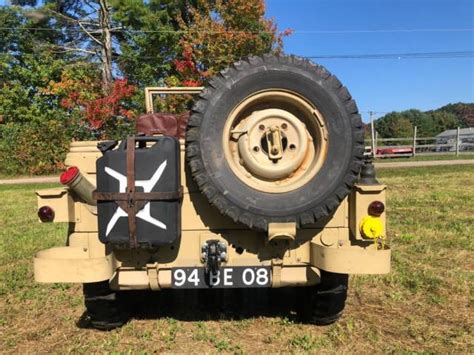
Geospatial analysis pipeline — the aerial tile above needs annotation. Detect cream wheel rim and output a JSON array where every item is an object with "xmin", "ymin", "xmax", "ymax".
[{"xmin": 223, "ymin": 90, "xmax": 329, "ymax": 193}]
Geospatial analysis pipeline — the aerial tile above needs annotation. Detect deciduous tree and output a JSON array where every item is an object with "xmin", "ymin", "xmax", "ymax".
[
  {"xmin": 1, "ymin": 1, "xmax": 290, "ymax": 175},
  {"xmin": 173, "ymin": 0, "xmax": 291, "ymax": 85}
]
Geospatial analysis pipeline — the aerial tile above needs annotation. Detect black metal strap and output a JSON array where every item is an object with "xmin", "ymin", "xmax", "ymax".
[
  {"xmin": 126, "ymin": 136, "xmax": 137, "ymax": 248},
  {"xmin": 93, "ymin": 189, "xmax": 183, "ymax": 202}
]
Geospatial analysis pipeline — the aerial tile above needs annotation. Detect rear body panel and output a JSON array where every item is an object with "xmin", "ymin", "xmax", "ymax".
[{"xmin": 34, "ymin": 141, "xmax": 390, "ymax": 289}]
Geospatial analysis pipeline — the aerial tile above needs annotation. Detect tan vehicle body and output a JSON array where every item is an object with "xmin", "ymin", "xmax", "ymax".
[
  {"xmin": 34, "ymin": 143, "xmax": 390, "ymax": 290},
  {"xmin": 34, "ymin": 85, "xmax": 390, "ymax": 291}
]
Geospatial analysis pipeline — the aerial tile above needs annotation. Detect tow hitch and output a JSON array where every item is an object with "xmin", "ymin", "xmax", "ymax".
[{"xmin": 201, "ymin": 240, "xmax": 228, "ymax": 273}]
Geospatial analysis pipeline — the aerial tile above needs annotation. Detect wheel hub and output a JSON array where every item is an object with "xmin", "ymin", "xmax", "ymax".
[
  {"xmin": 236, "ymin": 109, "xmax": 310, "ymax": 180},
  {"xmin": 223, "ymin": 89, "xmax": 328, "ymax": 193}
]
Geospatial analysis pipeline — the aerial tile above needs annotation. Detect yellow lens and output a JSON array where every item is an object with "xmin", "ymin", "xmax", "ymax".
[{"xmin": 360, "ymin": 216, "xmax": 384, "ymax": 239}]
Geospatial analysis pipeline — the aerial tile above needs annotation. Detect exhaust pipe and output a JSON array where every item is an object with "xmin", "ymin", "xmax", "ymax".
[{"xmin": 60, "ymin": 166, "xmax": 96, "ymax": 206}]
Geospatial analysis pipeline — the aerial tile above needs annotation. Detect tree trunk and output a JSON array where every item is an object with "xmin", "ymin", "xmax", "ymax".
[{"xmin": 99, "ymin": 0, "xmax": 113, "ymax": 93}]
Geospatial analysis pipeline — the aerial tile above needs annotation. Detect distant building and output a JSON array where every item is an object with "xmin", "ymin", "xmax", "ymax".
[{"xmin": 435, "ymin": 127, "xmax": 474, "ymax": 151}]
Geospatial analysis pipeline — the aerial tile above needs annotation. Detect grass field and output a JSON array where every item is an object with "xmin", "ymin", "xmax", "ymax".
[{"xmin": 0, "ymin": 166, "xmax": 473, "ymax": 353}]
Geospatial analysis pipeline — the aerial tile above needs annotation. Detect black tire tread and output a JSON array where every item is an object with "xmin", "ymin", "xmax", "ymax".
[
  {"xmin": 297, "ymin": 271, "xmax": 349, "ymax": 325},
  {"xmin": 186, "ymin": 54, "xmax": 364, "ymax": 230},
  {"xmin": 81, "ymin": 281, "xmax": 127, "ymax": 331}
]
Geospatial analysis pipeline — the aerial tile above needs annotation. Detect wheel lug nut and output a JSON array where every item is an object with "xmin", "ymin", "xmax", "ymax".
[
  {"xmin": 281, "ymin": 123, "xmax": 288, "ymax": 130},
  {"xmin": 253, "ymin": 146, "xmax": 260, "ymax": 152},
  {"xmin": 258, "ymin": 124, "xmax": 265, "ymax": 131}
]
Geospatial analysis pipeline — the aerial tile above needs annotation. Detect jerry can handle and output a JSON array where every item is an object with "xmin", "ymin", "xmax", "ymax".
[{"xmin": 117, "ymin": 135, "xmax": 165, "ymax": 151}]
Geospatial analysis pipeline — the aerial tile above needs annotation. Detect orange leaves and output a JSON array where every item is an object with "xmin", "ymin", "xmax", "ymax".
[
  {"xmin": 172, "ymin": 0, "xmax": 292, "ymax": 87},
  {"xmin": 82, "ymin": 79, "xmax": 137, "ymax": 130},
  {"xmin": 182, "ymin": 80, "xmax": 201, "ymax": 87},
  {"xmin": 48, "ymin": 66, "xmax": 136, "ymax": 131}
]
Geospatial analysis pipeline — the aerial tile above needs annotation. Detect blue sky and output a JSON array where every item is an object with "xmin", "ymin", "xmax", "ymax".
[
  {"xmin": 266, "ymin": 0, "xmax": 474, "ymax": 121},
  {"xmin": 1, "ymin": 0, "xmax": 472, "ymax": 122}
]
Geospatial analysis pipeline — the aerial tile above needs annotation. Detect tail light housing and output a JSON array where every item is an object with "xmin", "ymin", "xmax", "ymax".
[
  {"xmin": 60, "ymin": 166, "xmax": 79, "ymax": 185},
  {"xmin": 368, "ymin": 201, "xmax": 385, "ymax": 216},
  {"xmin": 38, "ymin": 206, "xmax": 55, "ymax": 222}
]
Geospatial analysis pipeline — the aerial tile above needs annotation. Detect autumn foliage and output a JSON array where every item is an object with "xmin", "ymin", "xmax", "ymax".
[
  {"xmin": 0, "ymin": 1, "xmax": 290, "ymax": 175},
  {"xmin": 47, "ymin": 65, "xmax": 136, "ymax": 134},
  {"xmin": 153, "ymin": 0, "xmax": 291, "ymax": 113},
  {"xmin": 172, "ymin": 0, "xmax": 292, "ymax": 86},
  {"xmin": 60, "ymin": 79, "xmax": 135, "ymax": 130}
]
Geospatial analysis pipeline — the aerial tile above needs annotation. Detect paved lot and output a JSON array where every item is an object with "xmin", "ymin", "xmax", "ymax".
[{"xmin": 0, "ymin": 176, "xmax": 58, "ymax": 185}]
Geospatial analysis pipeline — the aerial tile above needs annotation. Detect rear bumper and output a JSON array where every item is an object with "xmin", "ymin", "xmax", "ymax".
[
  {"xmin": 34, "ymin": 237, "xmax": 390, "ymax": 288},
  {"xmin": 34, "ymin": 247, "xmax": 115, "ymax": 283},
  {"xmin": 33, "ymin": 247, "xmax": 321, "ymax": 288},
  {"xmin": 108, "ymin": 264, "xmax": 321, "ymax": 291},
  {"xmin": 311, "ymin": 242, "xmax": 390, "ymax": 274}
]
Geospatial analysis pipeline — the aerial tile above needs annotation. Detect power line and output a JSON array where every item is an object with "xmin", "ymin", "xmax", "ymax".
[
  {"xmin": 112, "ymin": 51, "xmax": 474, "ymax": 60},
  {"xmin": 286, "ymin": 28, "xmax": 474, "ymax": 34},
  {"xmin": 306, "ymin": 51, "xmax": 474, "ymax": 59},
  {"xmin": 4, "ymin": 50, "xmax": 473, "ymax": 60},
  {"xmin": 0, "ymin": 26, "xmax": 473, "ymax": 34},
  {"xmin": 360, "ymin": 111, "xmax": 390, "ymax": 114}
]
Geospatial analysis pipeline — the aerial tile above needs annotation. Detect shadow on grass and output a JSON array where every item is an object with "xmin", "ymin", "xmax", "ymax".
[
  {"xmin": 125, "ymin": 288, "xmax": 299, "ymax": 320},
  {"xmin": 77, "ymin": 288, "xmax": 304, "ymax": 330}
]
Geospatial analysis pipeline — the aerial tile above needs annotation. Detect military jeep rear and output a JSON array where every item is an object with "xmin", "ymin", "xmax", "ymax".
[{"xmin": 34, "ymin": 55, "xmax": 390, "ymax": 330}]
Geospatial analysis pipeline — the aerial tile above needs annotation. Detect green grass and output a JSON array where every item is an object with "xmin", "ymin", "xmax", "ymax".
[{"xmin": 0, "ymin": 167, "xmax": 473, "ymax": 352}]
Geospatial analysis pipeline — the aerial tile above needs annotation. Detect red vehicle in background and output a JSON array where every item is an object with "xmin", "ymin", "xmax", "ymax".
[{"xmin": 376, "ymin": 147, "xmax": 413, "ymax": 157}]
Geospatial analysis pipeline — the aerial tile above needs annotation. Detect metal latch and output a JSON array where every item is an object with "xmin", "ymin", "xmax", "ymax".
[{"xmin": 201, "ymin": 240, "xmax": 228, "ymax": 274}]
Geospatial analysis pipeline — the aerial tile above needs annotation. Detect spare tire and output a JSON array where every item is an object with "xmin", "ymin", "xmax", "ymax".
[{"xmin": 186, "ymin": 55, "xmax": 364, "ymax": 231}]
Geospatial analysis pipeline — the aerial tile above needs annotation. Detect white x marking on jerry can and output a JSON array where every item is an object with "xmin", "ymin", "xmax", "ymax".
[{"xmin": 103, "ymin": 160, "xmax": 168, "ymax": 236}]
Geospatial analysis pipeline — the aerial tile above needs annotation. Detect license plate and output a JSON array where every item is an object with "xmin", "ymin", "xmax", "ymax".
[{"xmin": 171, "ymin": 266, "xmax": 271, "ymax": 289}]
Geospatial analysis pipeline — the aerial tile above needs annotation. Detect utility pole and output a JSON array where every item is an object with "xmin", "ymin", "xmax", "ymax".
[
  {"xmin": 456, "ymin": 127, "xmax": 460, "ymax": 156},
  {"xmin": 370, "ymin": 111, "xmax": 376, "ymax": 158},
  {"xmin": 412, "ymin": 126, "xmax": 417, "ymax": 157}
]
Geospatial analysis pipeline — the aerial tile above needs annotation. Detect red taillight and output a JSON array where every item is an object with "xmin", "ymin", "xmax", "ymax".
[
  {"xmin": 368, "ymin": 201, "xmax": 385, "ymax": 216},
  {"xmin": 60, "ymin": 166, "xmax": 79, "ymax": 185},
  {"xmin": 38, "ymin": 206, "xmax": 55, "ymax": 222}
]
